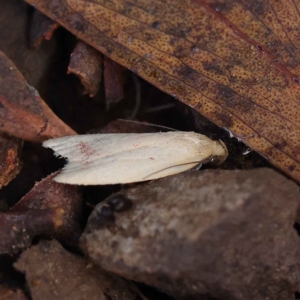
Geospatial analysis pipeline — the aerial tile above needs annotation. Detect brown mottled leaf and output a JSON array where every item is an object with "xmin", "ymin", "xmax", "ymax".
[
  {"xmin": 0, "ymin": 52, "xmax": 76, "ymax": 142},
  {"xmin": 11, "ymin": 171, "xmax": 82, "ymax": 245},
  {"xmin": 0, "ymin": 134, "xmax": 22, "ymax": 189},
  {"xmin": 104, "ymin": 56, "xmax": 124, "ymax": 104},
  {"xmin": 68, "ymin": 41, "xmax": 103, "ymax": 97},
  {"xmin": 29, "ymin": 9, "xmax": 60, "ymax": 48},
  {"xmin": 25, "ymin": 0, "xmax": 300, "ymax": 183}
]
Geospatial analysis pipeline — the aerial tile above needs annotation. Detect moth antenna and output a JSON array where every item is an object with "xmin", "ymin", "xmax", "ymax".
[
  {"xmin": 193, "ymin": 164, "xmax": 202, "ymax": 171},
  {"xmin": 128, "ymin": 74, "xmax": 141, "ymax": 120},
  {"xmin": 142, "ymin": 160, "xmax": 204, "ymax": 180},
  {"xmin": 117, "ymin": 119, "xmax": 176, "ymax": 131},
  {"xmin": 143, "ymin": 103, "xmax": 175, "ymax": 114}
]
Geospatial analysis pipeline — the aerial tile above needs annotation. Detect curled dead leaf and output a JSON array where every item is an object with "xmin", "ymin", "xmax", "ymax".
[
  {"xmin": 0, "ymin": 51, "xmax": 76, "ymax": 142},
  {"xmin": 11, "ymin": 171, "xmax": 82, "ymax": 245},
  {"xmin": 68, "ymin": 41, "xmax": 103, "ymax": 97}
]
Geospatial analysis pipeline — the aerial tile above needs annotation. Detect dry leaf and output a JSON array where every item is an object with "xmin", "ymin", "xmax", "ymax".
[
  {"xmin": 0, "ymin": 52, "xmax": 76, "ymax": 142},
  {"xmin": 68, "ymin": 40, "xmax": 103, "ymax": 97},
  {"xmin": 25, "ymin": 0, "xmax": 300, "ymax": 183}
]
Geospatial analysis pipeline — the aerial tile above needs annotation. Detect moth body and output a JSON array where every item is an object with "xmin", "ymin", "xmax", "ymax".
[{"xmin": 43, "ymin": 132, "xmax": 228, "ymax": 185}]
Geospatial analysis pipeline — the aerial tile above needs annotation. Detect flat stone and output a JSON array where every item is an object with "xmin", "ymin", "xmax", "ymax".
[{"xmin": 81, "ymin": 169, "xmax": 300, "ymax": 300}]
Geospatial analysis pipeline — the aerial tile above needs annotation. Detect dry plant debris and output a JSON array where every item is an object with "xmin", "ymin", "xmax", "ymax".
[
  {"xmin": 0, "ymin": 286, "xmax": 28, "ymax": 300},
  {"xmin": 14, "ymin": 239, "xmax": 146, "ymax": 300},
  {"xmin": 0, "ymin": 0, "xmax": 57, "ymax": 88},
  {"xmin": 68, "ymin": 40, "xmax": 103, "ymax": 97},
  {"xmin": 0, "ymin": 1, "xmax": 299, "ymax": 300},
  {"xmin": 29, "ymin": 9, "xmax": 60, "ymax": 49},
  {"xmin": 0, "ymin": 208, "xmax": 63, "ymax": 255},
  {"xmin": 25, "ymin": 0, "xmax": 300, "ymax": 183},
  {"xmin": 104, "ymin": 56, "xmax": 124, "ymax": 105}
]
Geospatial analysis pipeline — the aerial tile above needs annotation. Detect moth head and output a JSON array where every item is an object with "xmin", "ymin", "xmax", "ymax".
[{"xmin": 211, "ymin": 140, "xmax": 228, "ymax": 165}]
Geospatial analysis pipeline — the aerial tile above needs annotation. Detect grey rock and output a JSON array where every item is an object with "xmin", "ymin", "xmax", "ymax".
[{"xmin": 81, "ymin": 169, "xmax": 300, "ymax": 300}]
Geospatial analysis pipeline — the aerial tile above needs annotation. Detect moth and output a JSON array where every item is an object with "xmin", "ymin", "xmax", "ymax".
[{"xmin": 43, "ymin": 132, "xmax": 228, "ymax": 185}]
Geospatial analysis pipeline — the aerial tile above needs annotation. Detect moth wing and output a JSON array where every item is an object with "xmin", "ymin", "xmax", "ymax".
[{"xmin": 43, "ymin": 132, "xmax": 213, "ymax": 185}]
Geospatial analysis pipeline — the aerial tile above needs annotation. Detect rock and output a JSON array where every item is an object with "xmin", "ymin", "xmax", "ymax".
[{"xmin": 81, "ymin": 169, "xmax": 300, "ymax": 300}]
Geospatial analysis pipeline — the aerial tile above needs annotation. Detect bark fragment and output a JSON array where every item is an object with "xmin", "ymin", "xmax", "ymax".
[
  {"xmin": 0, "ymin": 134, "xmax": 22, "ymax": 188},
  {"xmin": 0, "ymin": 209, "xmax": 63, "ymax": 255},
  {"xmin": 82, "ymin": 169, "xmax": 300, "ymax": 300}
]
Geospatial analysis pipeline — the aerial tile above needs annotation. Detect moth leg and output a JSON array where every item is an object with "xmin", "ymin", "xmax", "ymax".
[{"xmin": 192, "ymin": 164, "xmax": 202, "ymax": 171}]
